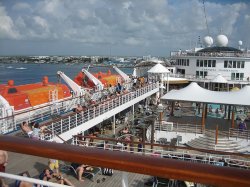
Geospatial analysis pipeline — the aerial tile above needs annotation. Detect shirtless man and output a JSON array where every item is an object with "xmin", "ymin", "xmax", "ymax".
[
  {"xmin": 0, "ymin": 150, "xmax": 8, "ymax": 172},
  {"xmin": 0, "ymin": 150, "xmax": 8, "ymax": 187},
  {"xmin": 20, "ymin": 121, "xmax": 33, "ymax": 138}
]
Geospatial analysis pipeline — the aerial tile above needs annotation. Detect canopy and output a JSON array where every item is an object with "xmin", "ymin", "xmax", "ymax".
[
  {"xmin": 147, "ymin": 63, "xmax": 170, "ymax": 74},
  {"xmin": 211, "ymin": 74, "xmax": 227, "ymax": 83},
  {"xmin": 161, "ymin": 82, "xmax": 250, "ymax": 106}
]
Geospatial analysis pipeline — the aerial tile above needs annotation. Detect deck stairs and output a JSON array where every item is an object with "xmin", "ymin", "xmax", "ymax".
[{"xmin": 186, "ymin": 131, "xmax": 244, "ymax": 152}]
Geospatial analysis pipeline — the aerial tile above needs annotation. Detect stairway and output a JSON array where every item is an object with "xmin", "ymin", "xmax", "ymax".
[{"xmin": 186, "ymin": 131, "xmax": 243, "ymax": 152}]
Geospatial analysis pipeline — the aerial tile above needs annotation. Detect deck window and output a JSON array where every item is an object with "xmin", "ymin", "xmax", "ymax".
[
  {"xmin": 231, "ymin": 73, "xmax": 235, "ymax": 80},
  {"xmin": 241, "ymin": 61, "xmax": 245, "ymax": 68},
  {"xmin": 212, "ymin": 60, "xmax": 216, "ymax": 67},
  {"xmin": 204, "ymin": 60, "xmax": 207, "ymax": 67},
  {"xmin": 224, "ymin": 61, "xmax": 228, "ymax": 68},
  {"xmin": 200, "ymin": 60, "xmax": 203, "ymax": 67},
  {"xmin": 237, "ymin": 61, "xmax": 241, "ymax": 68},
  {"xmin": 240, "ymin": 73, "xmax": 244, "ymax": 80},
  {"xmin": 231, "ymin": 73, "xmax": 244, "ymax": 80},
  {"xmin": 233, "ymin": 61, "xmax": 236, "ymax": 68},
  {"xmin": 196, "ymin": 60, "xmax": 199, "ymax": 67},
  {"xmin": 208, "ymin": 60, "xmax": 211, "ymax": 67}
]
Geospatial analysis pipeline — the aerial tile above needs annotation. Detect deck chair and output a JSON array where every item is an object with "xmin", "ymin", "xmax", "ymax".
[{"xmin": 60, "ymin": 162, "xmax": 101, "ymax": 182}]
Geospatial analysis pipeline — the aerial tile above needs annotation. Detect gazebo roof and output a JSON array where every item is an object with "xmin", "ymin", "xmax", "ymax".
[
  {"xmin": 211, "ymin": 74, "xmax": 227, "ymax": 83},
  {"xmin": 161, "ymin": 82, "xmax": 250, "ymax": 106},
  {"xmin": 147, "ymin": 63, "xmax": 170, "ymax": 74}
]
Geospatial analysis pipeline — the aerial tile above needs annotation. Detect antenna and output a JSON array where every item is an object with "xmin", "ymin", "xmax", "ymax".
[
  {"xmin": 202, "ymin": 0, "xmax": 210, "ymax": 36},
  {"xmin": 198, "ymin": 36, "xmax": 202, "ymax": 48}
]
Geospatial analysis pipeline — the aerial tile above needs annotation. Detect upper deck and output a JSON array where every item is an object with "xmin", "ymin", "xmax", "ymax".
[{"xmin": 170, "ymin": 50, "xmax": 250, "ymax": 59}]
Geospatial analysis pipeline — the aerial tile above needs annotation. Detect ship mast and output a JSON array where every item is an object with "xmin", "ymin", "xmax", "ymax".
[{"xmin": 202, "ymin": 0, "xmax": 210, "ymax": 37}]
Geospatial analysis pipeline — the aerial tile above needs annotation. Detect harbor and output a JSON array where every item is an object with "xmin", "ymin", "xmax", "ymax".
[{"xmin": 1, "ymin": 0, "xmax": 250, "ymax": 186}]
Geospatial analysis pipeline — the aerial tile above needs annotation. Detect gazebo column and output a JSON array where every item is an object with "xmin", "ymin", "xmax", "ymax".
[
  {"xmin": 228, "ymin": 105, "xmax": 231, "ymax": 120},
  {"xmin": 201, "ymin": 104, "xmax": 206, "ymax": 132},
  {"xmin": 170, "ymin": 101, "xmax": 174, "ymax": 116},
  {"xmin": 204, "ymin": 103, "xmax": 208, "ymax": 118},
  {"xmin": 224, "ymin": 105, "xmax": 227, "ymax": 118},
  {"xmin": 231, "ymin": 107, "xmax": 235, "ymax": 128}
]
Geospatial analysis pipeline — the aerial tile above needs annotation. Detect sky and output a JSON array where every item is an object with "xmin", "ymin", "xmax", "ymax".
[{"xmin": 0, "ymin": 0, "xmax": 249, "ymax": 56}]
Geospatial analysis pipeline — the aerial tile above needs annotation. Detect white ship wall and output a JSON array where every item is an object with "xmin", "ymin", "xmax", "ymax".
[{"xmin": 175, "ymin": 57, "xmax": 250, "ymax": 81}]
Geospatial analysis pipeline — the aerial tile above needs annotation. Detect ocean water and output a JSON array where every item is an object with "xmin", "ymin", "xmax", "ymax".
[{"xmin": 0, "ymin": 63, "xmax": 133, "ymax": 85}]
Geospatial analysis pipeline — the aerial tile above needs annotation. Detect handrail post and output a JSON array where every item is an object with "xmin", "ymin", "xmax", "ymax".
[
  {"xmin": 68, "ymin": 116, "xmax": 71, "ymax": 130},
  {"xmin": 60, "ymin": 119, "xmax": 63, "ymax": 134},
  {"xmin": 215, "ymin": 125, "xmax": 218, "ymax": 145}
]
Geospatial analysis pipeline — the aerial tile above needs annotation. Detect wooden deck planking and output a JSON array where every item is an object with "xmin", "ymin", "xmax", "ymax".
[{"xmin": 5, "ymin": 151, "xmax": 150, "ymax": 187}]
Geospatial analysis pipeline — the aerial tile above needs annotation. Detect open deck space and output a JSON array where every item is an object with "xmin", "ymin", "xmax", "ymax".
[{"xmin": 5, "ymin": 151, "xmax": 150, "ymax": 187}]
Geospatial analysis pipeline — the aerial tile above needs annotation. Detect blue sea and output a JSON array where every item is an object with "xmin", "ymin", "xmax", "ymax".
[{"xmin": 0, "ymin": 63, "xmax": 133, "ymax": 85}]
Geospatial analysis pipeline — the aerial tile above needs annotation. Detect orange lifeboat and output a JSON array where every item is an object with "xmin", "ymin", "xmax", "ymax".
[
  {"xmin": 74, "ymin": 70, "xmax": 122, "ymax": 88},
  {"xmin": 0, "ymin": 77, "xmax": 71, "ymax": 111}
]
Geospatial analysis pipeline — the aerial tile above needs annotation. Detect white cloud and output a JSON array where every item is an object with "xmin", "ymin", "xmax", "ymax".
[
  {"xmin": 0, "ymin": 5, "xmax": 19, "ymax": 39},
  {"xmin": 12, "ymin": 2, "xmax": 31, "ymax": 11},
  {"xmin": 34, "ymin": 16, "xmax": 49, "ymax": 32},
  {"xmin": 0, "ymin": 0, "xmax": 249, "ymax": 55},
  {"xmin": 124, "ymin": 37, "xmax": 142, "ymax": 45}
]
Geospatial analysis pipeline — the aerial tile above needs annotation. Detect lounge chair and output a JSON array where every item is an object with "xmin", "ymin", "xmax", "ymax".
[
  {"xmin": 60, "ymin": 162, "xmax": 101, "ymax": 182},
  {"xmin": 153, "ymin": 177, "xmax": 195, "ymax": 187}
]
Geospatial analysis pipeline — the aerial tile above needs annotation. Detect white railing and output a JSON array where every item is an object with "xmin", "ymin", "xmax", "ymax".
[
  {"xmin": 42, "ymin": 83, "xmax": 158, "ymax": 140},
  {"xmin": 72, "ymin": 137, "xmax": 250, "ymax": 170},
  {"xmin": 0, "ymin": 96, "xmax": 86, "ymax": 134},
  {"xmin": 229, "ymin": 128, "xmax": 250, "ymax": 141},
  {"xmin": 155, "ymin": 122, "xmax": 203, "ymax": 135},
  {"xmin": 155, "ymin": 122, "xmax": 250, "ymax": 141},
  {"xmin": 0, "ymin": 172, "xmax": 68, "ymax": 187},
  {"xmin": 170, "ymin": 51, "xmax": 250, "ymax": 58}
]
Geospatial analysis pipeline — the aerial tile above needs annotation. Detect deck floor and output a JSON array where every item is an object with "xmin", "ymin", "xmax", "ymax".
[{"xmin": 5, "ymin": 151, "xmax": 151, "ymax": 187}]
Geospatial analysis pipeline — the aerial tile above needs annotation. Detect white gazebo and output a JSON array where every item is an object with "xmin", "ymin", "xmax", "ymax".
[
  {"xmin": 161, "ymin": 82, "xmax": 250, "ymax": 129},
  {"xmin": 148, "ymin": 63, "xmax": 170, "ymax": 92},
  {"xmin": 210, "ymin": 73, "xmax": 228, "ymax": 91}
]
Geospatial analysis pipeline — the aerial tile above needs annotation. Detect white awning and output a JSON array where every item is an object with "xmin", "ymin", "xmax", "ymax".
[
  {"xmin": 147, "ymin": 63, "xmax": 170, "ymax": 74},
  {"xmin": 161, "ymin": 82, "xmax": 250, "ymax": 106}
]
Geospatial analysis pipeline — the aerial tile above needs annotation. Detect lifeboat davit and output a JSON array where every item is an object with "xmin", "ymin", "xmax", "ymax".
[
  {"xmin": 0, "ymin": 76, "xmax": 71, "ymax": 111},
  {"xmin": 74, "ymin": 70, "xmax": 122, "ymax": 88}
]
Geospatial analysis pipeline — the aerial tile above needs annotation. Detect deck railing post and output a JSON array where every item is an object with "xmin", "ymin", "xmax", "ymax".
[
  {"xmin": 75, "ymin": 113, "xmax": 78, "ymax": 126},
  {"xmin": 68, "ymin": 116, "xmax": 71, "ymax": 130},
  {"xmin": 51, "ymin": 122, "xmax": 54, "ymax": 138},
  {"xmin": 88, "ymin": 108, "xmax": 90, "ymax": 120},
  {"xmin": 215, "ymin": 125, "xmax": 218, "ymax": 145},
  {"xmin": 247, "ymin": 131, "xmax": 249, "ymax": 142},
  {"xmin": 60, "ymin": 119, "xmax": 63, "ymax": 134}
]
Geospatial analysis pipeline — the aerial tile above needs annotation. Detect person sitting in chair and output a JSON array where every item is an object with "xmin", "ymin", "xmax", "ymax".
[
  {"xmin": 20, "ymin": 122, "xmax": 33, "ymax": 138},
  {"xmin": 71, "ymin": 163, "xmax": 93, "ymax": 182},
  {"xmin": 75, "ymin": 104, "xmax": 83, "ymax": 113},
  {"xmin": 115, "ymin": 83, "xmax": 123, "ymax": 95},
  {"xmin": 40, "ymin": 168, "xmax": 74, "ymax": 186}
]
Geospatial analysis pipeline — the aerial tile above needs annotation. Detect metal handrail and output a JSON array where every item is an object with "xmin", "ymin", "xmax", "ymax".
[
  {"xmin": 42, "ymin": 83, "xmax": 158, "ymax": 140},
  {"xmin": 0, "ymin": 135, "xmax": 250, "ymax": 187},
  {"xmin": 73, "ymin": 138, "xmax": 250, "ymax": 169}
]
